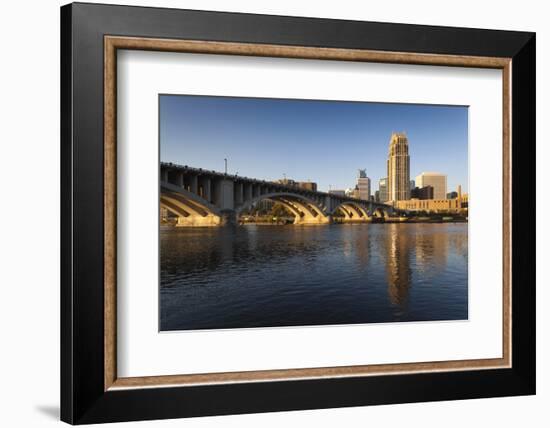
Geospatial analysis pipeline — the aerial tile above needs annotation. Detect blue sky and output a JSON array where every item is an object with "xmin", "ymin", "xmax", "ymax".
[{"xmin": 160, "ymin": 95, "xmax": 468, "ymax": 193}]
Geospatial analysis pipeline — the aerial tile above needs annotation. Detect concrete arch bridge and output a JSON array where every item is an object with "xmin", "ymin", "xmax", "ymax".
[{"xmin": 160, "ymin": 163, "xmax": 403, "ymax": 227}]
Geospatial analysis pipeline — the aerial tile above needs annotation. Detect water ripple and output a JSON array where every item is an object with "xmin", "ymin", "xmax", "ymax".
[{"xmin": 160, "ymin": 223, "xmax": 468, "ymax": 331}]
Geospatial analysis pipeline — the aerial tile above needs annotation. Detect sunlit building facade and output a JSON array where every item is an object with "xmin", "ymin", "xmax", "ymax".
[
  {"xmin": 356, "ymin": 169, "xmax": 371, "ymax": 201},
  {"xmin": 395, "ymin": 186, "xmax": 467, "ymax": 213},
  {"xmin": 298, "ymin": 181, "xmax": 317, "ymax": 191},
  {"xmin": 387, "ymin": 132, "xmax": 410, "ymax": 201},
  {"xmin": 378, "ymin": 177, "xmax": 388, "ymax": 203},
  {"xmin": 416, "ymin": 172, "xmax": 447, "ymax": 200}
]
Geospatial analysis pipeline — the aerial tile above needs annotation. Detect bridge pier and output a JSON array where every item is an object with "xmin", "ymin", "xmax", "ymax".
[
  {"xmin": 198, "ymin": 177, "xmax": 211, "ymax": 202},
  {"xmin": 190, "ymin": 175, "xmax": 198, "ymax": 194},
  {"xmin": 221, "ymin": 210, "xmax": 238, "ymax": 226},
  {"xmin": 235, "ymin": 182, "xmax": 244, "ymax": 205},
  {"xmin": 176, "ymin": 172, "xmax": 184, "ymax": 187}
]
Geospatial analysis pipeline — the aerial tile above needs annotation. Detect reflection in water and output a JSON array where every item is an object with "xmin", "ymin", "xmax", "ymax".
[
  {"xmin": 384, "ymin": 224, "xmax": 412, "ymax": 307},
  {"xmin": 160, "ymin": 223, "xmax": 468, "ymax": 331}
]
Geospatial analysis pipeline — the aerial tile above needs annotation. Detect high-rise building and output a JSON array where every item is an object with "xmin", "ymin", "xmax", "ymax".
[
  {"xmin": 411, "ymin": 185, "xmax": 434, "ymax": 200},
  {"xmin": 410, "ymin": 180, "xmax": 415, "ymax": 191},
  {"xmin": 416, "ymin": 172, "xmax": 447, "ymax": 200},
  {"xmin": 387, "ymin": 132, "xmax": 410, "ymax": 201},
  {"xmin": 378, "ymin": 177, "xmax": 388, "ymax": 202},
  {"xmin": 356, "ymin": 169, "xmax": 371, "ymax": 201}
]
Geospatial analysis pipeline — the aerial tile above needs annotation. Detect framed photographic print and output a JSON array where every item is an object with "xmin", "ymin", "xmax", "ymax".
[{"xmin": 60, "ymin": 2, "xmax": 535, "ymax": 424}]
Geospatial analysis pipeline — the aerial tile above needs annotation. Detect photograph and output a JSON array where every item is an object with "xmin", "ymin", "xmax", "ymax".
[{"xmin": 159, "ymin": 95, "xmax": 469, "ymax": 331}]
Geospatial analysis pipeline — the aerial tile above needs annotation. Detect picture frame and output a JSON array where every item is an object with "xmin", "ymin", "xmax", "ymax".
[{"xmin": 61, "ymin": 2, "xmax": 535, "ymax": 424}]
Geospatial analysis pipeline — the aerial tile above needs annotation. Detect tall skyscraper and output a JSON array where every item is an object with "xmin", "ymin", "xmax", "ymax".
[
  {"xmin": 387, "ymin": 132, "xmax": 410, "ymax": 201},
  {"xmin": 378, "ymin": 177, "xmax": 388, "ymax": 202},
  {"xmin": 356, "ymin": 169, "xmax": 371, "ymax": 201},
  {"xmin": 416, "ymin": 172, "xmax": 447, "ymax": 200}
]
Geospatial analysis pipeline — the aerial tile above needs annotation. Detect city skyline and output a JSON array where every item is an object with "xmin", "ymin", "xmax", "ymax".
[{"xmin": 160, "ymin": 95, "xmax": 468, "ymax": 193}]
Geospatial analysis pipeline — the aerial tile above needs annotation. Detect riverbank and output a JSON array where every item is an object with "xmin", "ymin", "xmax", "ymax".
[
  {"xmin": 239, "ymin": 215, "xmax": 468, "ymax": 225},
  {"xmin": 241, "ymin": 218, "xmax": 468, "ymax": 225},
  {"xmin": 162, "ymin": 216, "xmax": 468, "ymax": 227}
]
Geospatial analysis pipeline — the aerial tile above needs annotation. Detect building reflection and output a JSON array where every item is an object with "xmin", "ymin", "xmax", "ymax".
[
  {"xmin": 448, "ymin": 229, "xmax": 468, "ymax": 261},
  {"xmin": 414, "ymin": 226, "xmax": 448, "ymax": 280},
  {"xmin": 382, "ymin": 224, "xmax": 467, "ymax": 306},
  {"xmin": 353, "ymin": 227, "xmax": 371, "ymax": 268},
  {"xmin": 384, "ymin": 224, "xmax": 412, "ymax": 306}
]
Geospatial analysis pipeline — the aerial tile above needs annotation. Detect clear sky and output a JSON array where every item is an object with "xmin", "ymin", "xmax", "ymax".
[{"xmin": 160, "ymin": 95, "xmax": 468, "ymax": 193}]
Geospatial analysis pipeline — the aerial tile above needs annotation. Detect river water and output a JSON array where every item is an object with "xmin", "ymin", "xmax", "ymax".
[{"xmin": 160, "ymin": 223, "xmax": 468, "ymax": 331}]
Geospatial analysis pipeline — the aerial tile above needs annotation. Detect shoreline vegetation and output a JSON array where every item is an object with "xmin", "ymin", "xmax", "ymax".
[
  {"xmin": 241, "ymin": 216, "xmax": 467, "ymax": 225},
  {"xmin": 239, "ymin": 202, "xmax": 467, "ymax": 224},
  {"xmin": 161, "ymin": 214, "xmax": 468, "ymax": 227}
]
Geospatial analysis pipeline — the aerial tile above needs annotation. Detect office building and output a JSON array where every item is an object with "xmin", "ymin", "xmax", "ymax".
[
  {"xmin": 356, "ymin": 169, "xmax": 371, "ymax": 201},
  {"xmin": 345, "ymin": 187, "xmax": 357, "ymax": 198},
  {"xmin": 275, "ymin": 178, "xmax": 317, "ymax": 192},
  {"xmin": 298, "ymin": 181, "xmax": 317, "ymax": 192},
  {"xmin": 395, "ymin": 185, "xmax": 467, "ymax": 213},
  {"xmin": 378, "ymin": 177, "xmax": 388, "ymax": 202},
  {"xmin": 387, "ymin": 132, "xmax": 410, "ymax": 201},
  {"xmin": 411, "ymin": 185, "xmax": 434, "ymax": 200},
  {"xmin": 416, "ymin": 172, "xmax": 447, "ymax": 200}
]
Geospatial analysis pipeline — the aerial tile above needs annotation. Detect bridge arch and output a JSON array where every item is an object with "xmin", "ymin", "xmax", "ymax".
[
  {"xmin": 236, "ymin": 192, "xmax": 330, "ymax": 225},
  {"xmin": 161, "ymin": 183, "xmax": 224, "ymax": 226},
  {"xmin": 372, "ymin": 207, "xmax": 390, "ymax": 218},
  {"xmin": 331, "ymin": 201, "xmax": 374, "ymax": 221}
]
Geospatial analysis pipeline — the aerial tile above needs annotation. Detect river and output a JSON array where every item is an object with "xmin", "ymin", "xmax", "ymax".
[{"xmin": 160, "ymin": 223, "xmax": 468, "ymax": 331}]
